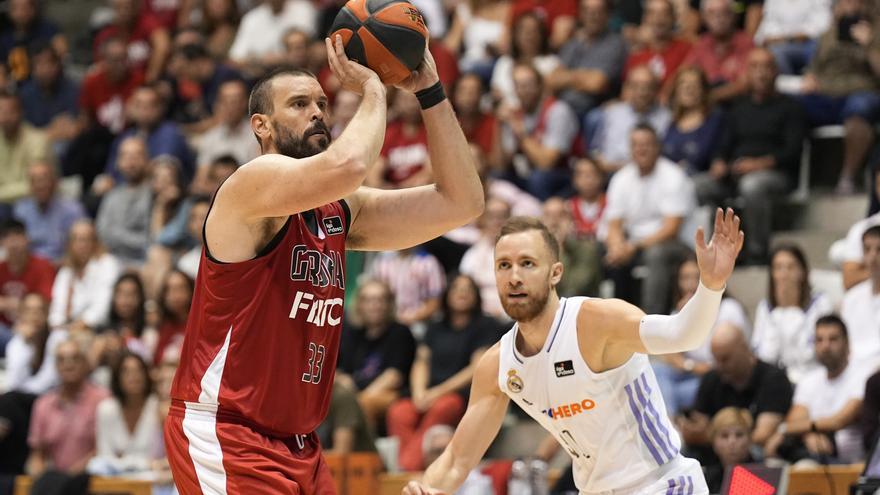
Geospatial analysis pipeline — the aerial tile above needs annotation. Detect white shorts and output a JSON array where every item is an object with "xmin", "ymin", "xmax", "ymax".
[{"xmin": 583, "ymin": 456, "xmax": 709, "ymax": 495}]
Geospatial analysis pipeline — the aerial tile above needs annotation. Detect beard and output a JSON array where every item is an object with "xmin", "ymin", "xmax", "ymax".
[
  {"xmin": 500, "ymin": 285, "xmax": 550, "ymax": 323},
  {"xmin": 273, "ymin": 120, "xmax": 331, "ymax": 158}
]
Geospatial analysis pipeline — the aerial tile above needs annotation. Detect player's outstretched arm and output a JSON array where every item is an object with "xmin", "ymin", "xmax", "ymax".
[
  {"xmin": 403, "ymin": 345, "xmax": 509, "ymax": 495},
  {"xmin": 214, "ymin": 36, "xmax": 386, "ymax": 224},
  {"xmin": 581, "ymin": 208, "xmax": 744, "ymax": 368},
  {"xmin": 345, "ymin": 46, "xmax": 484, "ymax": 252}
]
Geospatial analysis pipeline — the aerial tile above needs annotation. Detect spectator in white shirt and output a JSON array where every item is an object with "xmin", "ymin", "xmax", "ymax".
[
  {"xmin": 841, "ymin": 225, "xmax": 880, "ymax": 371},
  {"xmin": 603, "ymin": 123, "xmax": 695, "ymax": 314},
  {"xmin": 754, "ymin": 0, "xmax": 832, "ymax": 74},
  {"xmin": 765, "ymin": 315, "xmax": 869, "ymax": 463},
  {"xmin": 460, "ymin": 198, "xmax": 511, "ymax": 320},
  {"xmin": 831, "ymin": 172, "xmax": 880, "ymax": 289},
  {"xmin": 88, "ymin": 352, "xmax": 160, "ymax": 475},
  {"xmin": 228, "ymin": 0, "xmax": 317, "ymax": 72},
  {"xmin": 48, "ymin": 220, "xmax": 121, "ymax": 332},
  {"xmin": 752, "ymin": 244, "xmax": 833, "ymax": 384},
  {"xmin": 5, "ymin": 293, "xmax": 66, "ymax": 395}
]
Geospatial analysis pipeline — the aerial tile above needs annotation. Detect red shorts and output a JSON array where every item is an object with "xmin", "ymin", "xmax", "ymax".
[{"xmin": 165, "ymin": 404, "xmax": 336, "ymax": 495}]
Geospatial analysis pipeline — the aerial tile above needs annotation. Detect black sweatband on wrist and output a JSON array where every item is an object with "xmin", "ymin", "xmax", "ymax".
[{"xmin": 415, "ymin": 81, "xmax": 446, "ymax": 110}]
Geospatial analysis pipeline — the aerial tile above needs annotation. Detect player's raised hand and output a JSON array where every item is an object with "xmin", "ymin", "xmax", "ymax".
[
  {"xmin": 402, "ymin": 481, "xmax": 446, "ymax": 495},
  {"xmin": 394, "ymin": 44, "xmax": 440, "ymax": 94},
  {"xmin": 695, "ymin": 207, "xmax": 744, "ymax": 291},
  {"xmin": 326, "ymin": 34, "xmax": 382, "ymax": 95}
]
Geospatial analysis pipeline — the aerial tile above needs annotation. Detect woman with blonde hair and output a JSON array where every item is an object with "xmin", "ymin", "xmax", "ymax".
[
  {"xmin": 705, "ymin": 407, "xmax": 755, "ymax": 492},
  {"xmin": 48, "ymin": 219, "xmax": 120, "ymax": 332}
]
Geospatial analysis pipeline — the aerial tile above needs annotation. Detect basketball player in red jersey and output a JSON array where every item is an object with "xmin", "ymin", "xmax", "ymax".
[{"xmin": 163, "ymin": 35, "xmax": 484, "ymax": 495}]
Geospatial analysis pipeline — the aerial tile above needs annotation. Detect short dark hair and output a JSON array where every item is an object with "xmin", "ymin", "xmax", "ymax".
[
  {"xmin": 496, "ymin": 216, "xmax": 560, "ymax": 262},
  {"xmin": 110, "ymin": 352, "xmax": 154, "ymax": 405},
  {"xmin": 211, "ymin": 154, "xmax": 239, "ymax": 169},
  {"xmin": 815, "ymin": 314, "xmax": 848, "ymax": 341},
  {"xmin": 177, "ymin": 42, "xmax": 210, "ymax": 61},
  {"xmin": 0, "ymin": 218, "xmax": 26, "ymax": 238},
  {"xmin": 631, "ymin": 122, "xmax": 659, "ymax": 141},
  {"xmin": 512, "ymin": 62, "xmax": 543, "ymax": 87},
  {"xmin": 863, "ymin": 225, "xmax": 880, "ymax": 243},
  {"xmin": 248, "ymin": 66, "xmax": 317, "ymax": 116}
]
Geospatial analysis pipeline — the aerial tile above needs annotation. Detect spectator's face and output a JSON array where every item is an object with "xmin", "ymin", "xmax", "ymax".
[
  {"xmin": 284, "ymin": 32, "xmax": 310, "ymax": 69},
  {"xmin": 676, "ymin": 260, "xmax": 700, "ymax": 300},
  {"xmin": 0, "ymin": 97, "xmax": 22, "ymax": 134},
  {"xmin": 572, "ymin": 160, "xmax": 603, "ymax": 198},
  {"xmin": 447, "ymin": 275, "xmax": 479, "ymax": 314},
  {"xmin": 674, "ymin": 71, "xmax": 703, "ymax": 110},
  {"xmin": 27, "ymin": 162, "xmax": 56, "ymax": 204},
  {"xmin": 113, "ymin": 279, "xmax": 142, "ymax": 321},
  {"xmin": 205, "ymin": 0, "xmax": 234, "ymax": 22},
  {"xmin": 163, "ymin": 272, "xmax": 193, "ymax": 318},
  {"xmin": 56, "ymin": 342, "xmax": 89, "ymax": 386},
  {"xmin": 129, "ymin": 88, "xmax": 164, "ymax": 128},
  {"xmin": 814, "ymin": 323, "xmax": 848, "ymax": 371},
  {"xmin": 541, "ymin": 198, "xmax": 571, "ymax": 238},
  {"xmin": 261, "ymin": 75, "xmax": 331, "ymax": 158},
  {"xmin": 863, "ymin": 235, "xmax": 880, "ymax": 276},
  {"xmin": 512, "ymin": 66, "xmax": 542, "ymax": 110},
  {"xmin": 331, "ymin": 90, "xmax": 360, "ymax": 128},
  {"xmin": 357, "ymin": 282, "xmax": 392, "ymax": 328},
  {"xmin": 308, "ymin": 40, "xmax": 328, "ymax": 73},
  {"xmin": 188, "ymin": 202, "xmax": 210, "ymax": 243},
  {"xmin": 1, "ymin": 232, "xmax": 29, "ymax": 262},
  {"xmin": 32, "ymin": 50, "xmax": 61, "ymax": 87},
  {"xmin": 208, "ymin": 163, "xmax": 236, "ymax": 192},
  {"xmin": 9, "ymin": 0, "xmax": 36, "ymax": 28},
  {"xmin": 514, "ymin": 15, "xmax": 543, "ymax": 55},
  {"xmin": 746, "ymin": 49, "xmax": 777, "ymax": 94},
  {"xmin": 581, "ymin": 0, "xmax": 609, "ymax": 36},
  {"xmin": 625, "ymin": 68, "xmax": 658, "ymax": 112},
  {"xmin": 151, "ymin": 163, "xmax": 178, "ymax": 195},
  {"xmin": 630, "ymin": 129, "xmax": 661, "ymax": 171},
  {"xmin": 119, "ymin": 355, "xmax": 149, "ymax": 399},
  {"xmin": 711, "ymin": 338, "xmax": 751, "ymax": 384},
  {"xmin": 494, "ymin": 230, "xmax": 559, "ymax": 322},
  {"xmin": 18, "ymin": 293, "xmax": 48, "ymax": 330},
  {"xmin": 453, "ymin": 75, "xmax": 482, "ymax": 115},
  {"xmin": 479, "ymin": 198, "xmax": 511, "ymax": 239},
  {"xmin": 117, "ymin": 138, "xmax": 150, "ymax": 182},
  {"xmin": 394, "ymin": 90, "xmax": 421, "ymax": 124},
  {"xmin": 112, "ymin": 0, "xmax": 138, "ymax": 26},
  {"xmin": 68, "ymin": 222, "xmax": 97, "ymax": 265},
  {"xmin": 712, "ymin": 424, "xmax": 751, "ymax": 467},
  {"xmin": 770, "ymin": 250, "xmax": 804, "ymax": 295},
  {"xmin": 703, "ymin": 0, "xmax": 735, "ymax": 37},
  {"xmin": 644, "ymin": 0, "xmax": 675, "ymax": 39},
  {"xmin": 103, "ymin": 41, "xmax": 129, "ymax": 82}
]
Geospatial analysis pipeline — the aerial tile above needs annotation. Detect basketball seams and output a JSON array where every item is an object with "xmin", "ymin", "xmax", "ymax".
[{"xmin": 362, "ymin": 18, "xmax": 426, "ymax": 72}]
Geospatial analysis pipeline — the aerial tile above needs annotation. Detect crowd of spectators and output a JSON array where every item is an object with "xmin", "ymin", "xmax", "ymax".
[{"xmin": 0, "ymin": 0, "xmax": 878, "ymax": 493}]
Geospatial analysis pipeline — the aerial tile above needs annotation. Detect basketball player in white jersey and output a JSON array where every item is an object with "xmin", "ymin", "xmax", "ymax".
[{"xmin": 403, "ymin": 208, "xmax": 743, "ymax": 495}]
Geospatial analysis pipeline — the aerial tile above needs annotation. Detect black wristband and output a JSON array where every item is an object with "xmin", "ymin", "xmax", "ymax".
[{"xmin": 415, "ymin": 81, "xmax": 446, "ymax": 110}]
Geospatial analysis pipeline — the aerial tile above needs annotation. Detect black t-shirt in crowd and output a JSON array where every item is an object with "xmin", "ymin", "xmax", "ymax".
[
  {"xmin": 694, "ymin": 360, "xmax": 793, "ymax": 420},
  {"xmin": 424, "ymin": 314, "xmax": 504, "ymax": 390},
  {"xmin": 338, "ymin": 322, "xmax": 417, "ymax": 391}
]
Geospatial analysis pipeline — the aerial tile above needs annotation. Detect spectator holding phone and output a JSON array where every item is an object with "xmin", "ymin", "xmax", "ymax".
[{"xmin": 799, "ymin": 0, "xmax": 880, "ymax": 194}]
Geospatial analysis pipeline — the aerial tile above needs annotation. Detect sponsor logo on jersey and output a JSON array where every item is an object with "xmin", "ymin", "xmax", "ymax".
[
  {"xmin": 554, "ymin": 360, "xmax": 575, "ymax": 377},
  {"xmin": 288, "ymin": 291, "xmax": 344, "ymax": 327},
  {"xmin": 542, "ymin": 399, "xmax": 596, "ymax": 420},
  {"xmin": 506, "ymin": 369, "xmax": 523, "ymax": 394},
  {"xmin": 290, "ymin": 244, "xmax": 345, "ymax": 289},
  {"xmin": 322, "ymin": 216, "xmax": 344, "ymax": 236}
]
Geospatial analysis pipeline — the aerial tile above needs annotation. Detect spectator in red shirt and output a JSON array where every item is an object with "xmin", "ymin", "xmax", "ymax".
[
  {"xmin": 79, "ymin": 37, "xmax": 146, "ymax": 135},
  {"xmin": 0, "ymin": 219, "xmax": 55, "ymax": 328},
  {"xmin": 93, "ymin": 0, "xmax": 171, "ymax": 82},
  {"xmin": 625, "ymin": 0, "xmax": 693, "ymax": 93},
  {"xmin": 683, "ymin": 0, "xmax": 754, "ymax": 103},
  {"xmin": 368, "ymin": 91, "xmax": 431, "ymax": 189},
  {"xmin": 510, "ymin": 0, "xmax": 578, "ymax": 50},
  {"xmin": 453, "ymin": 73, "xmax": 502, "ymax": 171}
]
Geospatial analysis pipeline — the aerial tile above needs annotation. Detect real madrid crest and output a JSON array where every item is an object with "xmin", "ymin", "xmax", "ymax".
[{"xmin": 507, "ymin": 369, "xmax": 523, "ymax": 394}]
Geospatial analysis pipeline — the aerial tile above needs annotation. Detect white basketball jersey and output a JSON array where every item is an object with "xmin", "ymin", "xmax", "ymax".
[{"xmin": 498, "ymin": 297, "xmax": 686, "ymax": 493}]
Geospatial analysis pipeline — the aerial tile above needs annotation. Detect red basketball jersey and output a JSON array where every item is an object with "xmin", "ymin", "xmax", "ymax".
[{"xmin": 170, "ymin": 201, "xmax": 349, "ymax": 436}]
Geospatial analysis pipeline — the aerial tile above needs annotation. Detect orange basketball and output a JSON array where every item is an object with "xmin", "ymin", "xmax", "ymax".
[{"xmin": 329, "ymin": 0, "xmax": 429, "ymax": 84}]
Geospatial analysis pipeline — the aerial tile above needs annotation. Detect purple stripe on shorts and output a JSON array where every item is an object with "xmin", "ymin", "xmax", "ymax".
[{"xmin": 624, "ymin": 382, "xmax": 666, "ymax": 465}]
